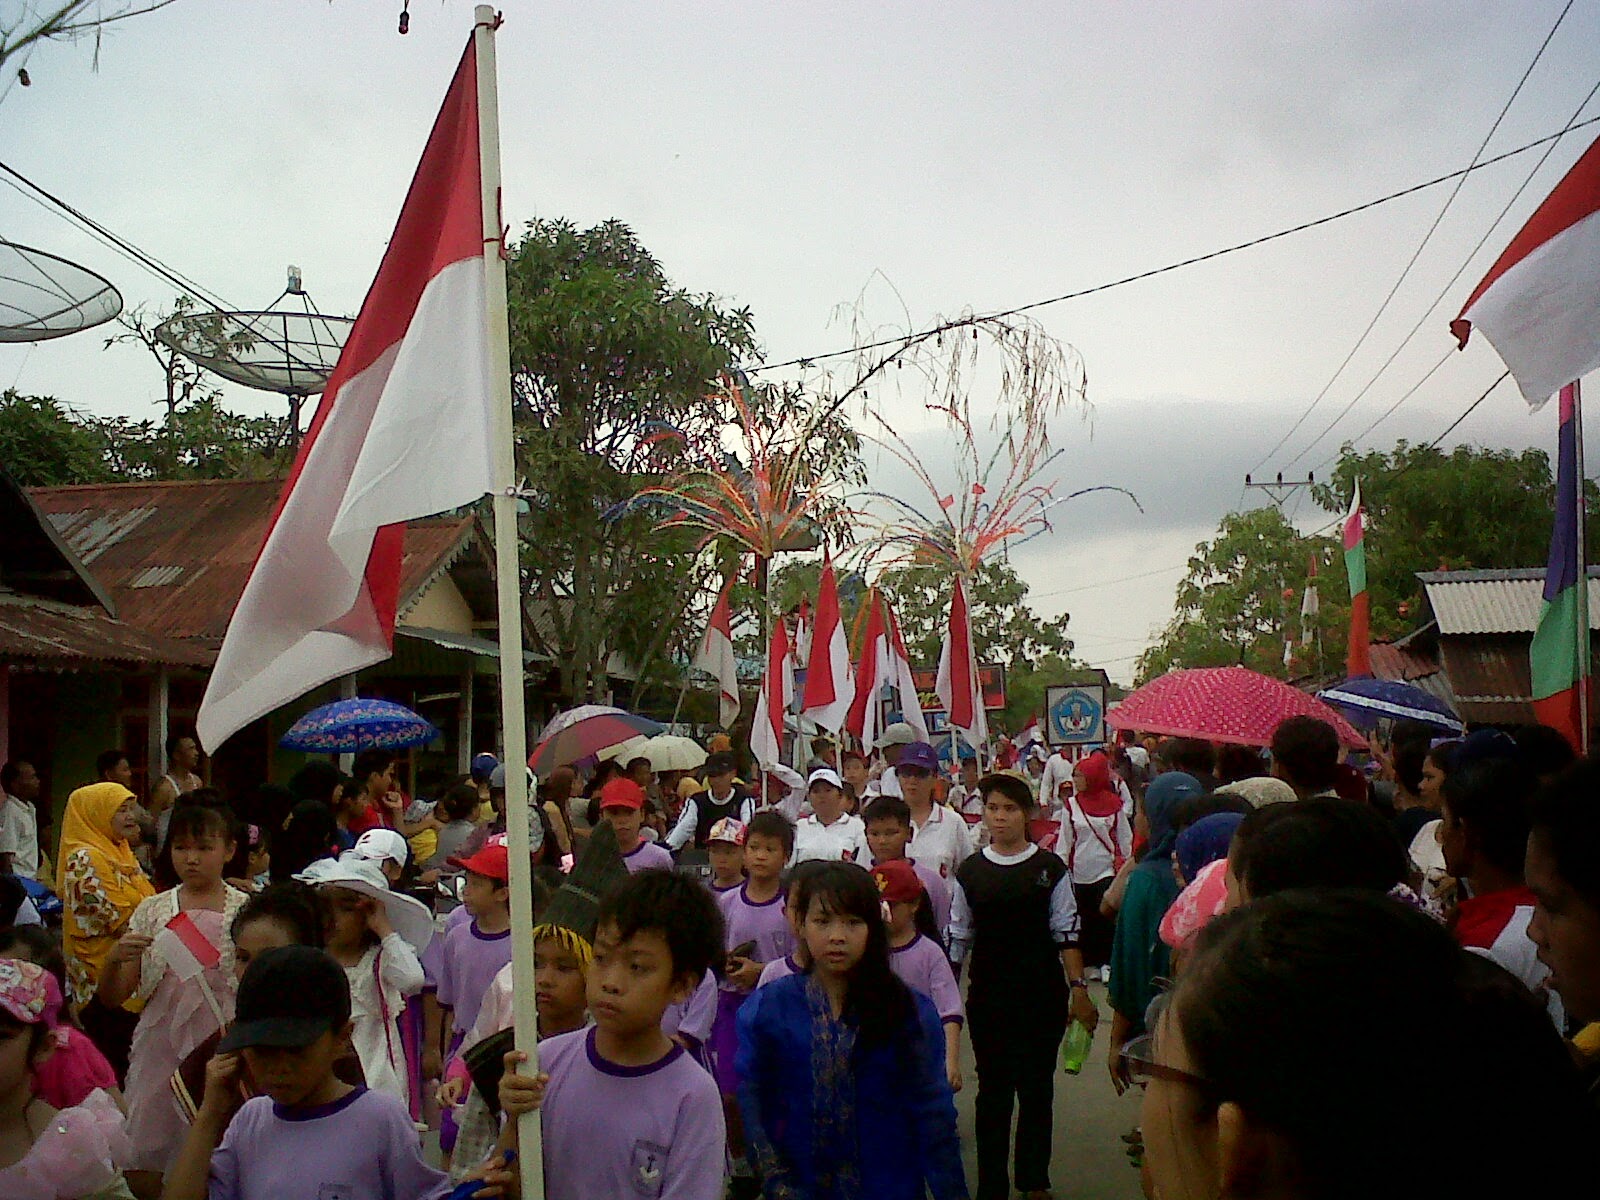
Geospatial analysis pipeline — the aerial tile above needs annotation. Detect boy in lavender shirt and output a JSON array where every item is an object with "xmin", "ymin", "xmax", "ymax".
[
  {"xmin": 599, "ymin": 778, "xmax": 675, "ymax": 873},
  {"xmin": 865, "ymin": 795, "xmax": 953, "ymax": 941},
  {"xmin": 489, "ymin": 869, "xmax": 727, "ymax": 1199},
  {"xmin": 165, "ymin": 946, "xmax": 449, "ymax": 1200}
]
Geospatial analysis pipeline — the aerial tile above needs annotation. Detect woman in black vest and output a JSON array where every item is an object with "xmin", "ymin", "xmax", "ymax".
[{"xmin": 950, "ymin": 772, "xmax": 1098, "ymax": 1200}]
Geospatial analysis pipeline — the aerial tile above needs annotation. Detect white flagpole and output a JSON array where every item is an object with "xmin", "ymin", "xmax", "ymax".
[
  {"xmin": 474, "ymin": 6, "xmax": 544, "ymax": 1192},
  {"xmin": 1574, "ymin": 380, "xmax": 1590, "ymax": 756}
]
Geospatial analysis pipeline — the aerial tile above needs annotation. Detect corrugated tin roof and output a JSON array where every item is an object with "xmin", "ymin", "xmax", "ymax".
[
  {"xmin": 1437, "ymin": 637, "xmax": 1546, "ymax": 725},
  {"xmin": 0, "ymin": 594, "xmax": 216, "ymax": 668},
  {"xmin": 1417, "ymin": 568, "xmax": 1600, "ymax": 636},
  {"xmin": 29, "ymin": 480, "xmax": 480, "ymax": 642}
]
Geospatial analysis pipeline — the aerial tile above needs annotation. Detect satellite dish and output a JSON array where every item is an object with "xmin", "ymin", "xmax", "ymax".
[
  {"xmin": 0, "ymin": 239, "xmax": 123, "ymax": 341},
  {"xmin": 154, "ymin": 268, "xmax": 353, "ymax": 448}
]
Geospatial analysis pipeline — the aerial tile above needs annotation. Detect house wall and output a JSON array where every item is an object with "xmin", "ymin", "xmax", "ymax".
[
  {"xmin": 3, "ymin": 668, "xmax": 121, "ymax": 839},
  {"xmin": 400, "ymin": 576, "xmax": 475, "ymax": 636}
]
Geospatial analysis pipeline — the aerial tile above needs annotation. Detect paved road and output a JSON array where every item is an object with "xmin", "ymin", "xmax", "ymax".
[{"xmin": 953, "ymin": 984, "xmax": 1146, "ymax": 1200}]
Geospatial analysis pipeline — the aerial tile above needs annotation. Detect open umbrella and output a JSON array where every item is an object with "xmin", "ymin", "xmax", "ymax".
[
  {"xmin": 529, "ymin": 706, "xmax": 662, "ymax": 776},
  {"xmin": 1107, "ymin": 666, "xmax": 1366, "ymax": 750},
  {"xmin": 1316, "ymin": 677, "xmax": 1464, "ymax": 735},
  {"xmin": 640, "ymin": 735, "xmax": 709, "ymax": 773},
  {"xmin": 280, "ymin": 698, "xmax": 439, "ymax": 752}
]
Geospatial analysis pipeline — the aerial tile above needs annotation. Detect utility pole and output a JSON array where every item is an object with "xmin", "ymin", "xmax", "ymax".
[{"xmin": 1243, "ymin": 471, "xmax": 1317, "ymax": 511}]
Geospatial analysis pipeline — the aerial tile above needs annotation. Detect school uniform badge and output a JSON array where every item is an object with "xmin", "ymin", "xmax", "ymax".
[{"xmin": 630, "ymin": 1139, "xmax": 670, "ymax": 1196}]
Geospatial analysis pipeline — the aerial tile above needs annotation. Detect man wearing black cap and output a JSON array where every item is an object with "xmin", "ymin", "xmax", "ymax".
[
  {"xmin": 165, "ymin": 946, "xmax": 450, "ymax": 1200},
  {"xmin": 666, "ymin": 751, "xmax": 755, "ymax": 851}
]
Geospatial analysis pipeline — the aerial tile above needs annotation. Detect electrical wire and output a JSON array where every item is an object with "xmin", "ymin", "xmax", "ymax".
[{"xmin": 1250, "ymin": 0, "xmax": 1574, "ymax": 474}]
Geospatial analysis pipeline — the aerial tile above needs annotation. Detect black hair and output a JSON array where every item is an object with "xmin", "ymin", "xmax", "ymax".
[
  {"xmin": 1162, "ymin": 737, "xmax": 1216, "ymax": 778},
  {"xmin": 1441, "ymin": 760, "xmax": 1534, "ymax": 881},
  {"xmin": 351, "ymin": 748, "xmax": 395, "ymax": 785},
  {"xmin": 154, "ymin": 802, "xmax": 240, "ymax": 890},
  {"xmin": 1530, "ymin": 761, "xmax": 1600, "ymax": 912},
  {"xmin": 0, "ymin": 762, "xmax": 25, "ymax": 792},
  {"xmin": 1392, "ymin": 738, "xmax": 1428, "ymax": 796},
  {"xmin": 704, "ymin": 751, "xmax": 736, "ymax": 777},
  {"xmin": 271, "ymin": 801, "xmax": 339, "ymax": 883},
  {"xmin": 1230, "ymin": 798, "xmax": 1407, "ymax": 900},
  {"xmin": 0, "ymin": 1008, "xmax": 52, "ymax": 1064},
  {"xmin": 841, "ymin": 749, "xmax": 867, "ymax": 767},
  {"xmin": 863, "ymin": 795, "xmax": 913, "ymax": 829},
  {"xmin": 1214, "ymin": 743, "xmax": 1266, "ymax": 785},
  {"xmin": 595, "ymin": 869, "xmax": 723, "ymax": 986},
  {"xmin": 287, "ymin": 760, "xmax": 343, "ymax": 807},
  {"xmin": 166, "ymin": 730, "xmax": 197, "ymax": 759},
  {"xmin": 0, "ymin": 925, "xmax": 66, "ymax": 996},
  {"xmin": 232, "ymin": 783, "xmax": 296, "ymax": 840},
  {"xmin": 0, "ymin": 876, "xmax": 27, "ymax": 927},
  {"xmin": 800, "ymin": 863, "xmax": 919, "ymax": 1048},
  {"xmin": 1171, "ymin": 792, "xmax": 1251, "ymax": 834},
  {"xmin": 232, "ymin": 882, "xmax": 327, "ymax": 949},
  {"xmin": 782, "ymin": 858, "xmax": 833, "ymax": 910},
  {"xmin": 95, "ymin": 749, "xmax": 129, "ymax": 779},
  {"xmin": 1512, "ymin": 723, "xmax": 1578, "ymax": 781},
  {"xmin": 977, "ymin": 772, "xmax": 1035, "ymax": 812},
  {"xmin": 437, "ymin": 782, "xmax": 482, "ymax": 823},
  {"xmin": 1180, "ymin": 889, "xmax": 1585, "ymax": 1199},
  {"xmin": 1426, "ymin": 740, "xmax": 1459, "ymax": 777},
  {"xmin": 1269, "ymin": 716, "xmax": 1340, "ymax": 793},
  {"xmin": 745, "ymin": 809, "xmax": 795, "ymax": 856}
]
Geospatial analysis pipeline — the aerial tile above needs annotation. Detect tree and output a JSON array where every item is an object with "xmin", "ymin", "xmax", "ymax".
[
  {"xmin": 1137, "ymin": 507, "xmax": 1341, "ymax": 683},
  {"xmin": 1, "ymin": 1, "xmax": 181, "ymax": 77},
  {"xmin": 0, "ymin": 389, "xmax": 113, "ymax": 485},
  {"xmin": 507, "ymin": 218, "xmax": 758, "ymax": 704}
]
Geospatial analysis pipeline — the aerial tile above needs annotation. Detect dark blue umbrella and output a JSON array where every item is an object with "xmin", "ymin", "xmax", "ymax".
[
  {"xmin": 280, "ymin": 698, "xmax": 440, "ymax": 752},
  {"xmin": 1316, "ymin": 677, "xmax": 1464, "ymax": 735}
]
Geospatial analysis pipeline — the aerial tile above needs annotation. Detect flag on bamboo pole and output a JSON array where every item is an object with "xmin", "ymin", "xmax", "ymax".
[
  {"xmin": 884, "ymin": 596, "xmax": 929, "ymax": 741},
  {"xmin": 1300, "ymin": 554, "xmax": 1319, "ymax": 646},
  {"xmin": 197, "ymin": 43, "xmax": 494, "ymax": 753},
  {"xmin": 1530, "ymin": 384, "xmax": 1590, "ymax": 751},
  {"xmin": 801, "ymin": 556, "xmax": 855, "ymax": 732},
  {"xmin": 1343, "ymin": 480, "xmax": 1370, "ymax": 677},
  {"xmin": 936, "ymin": 575, "xmax": 988, "ymax": 750},
  {"xmin": 845, "ymin": 590, "xmax": 888, "ymax": 748},
  {"xmin": 1452, "ymin": 133, "xmax": 1600, "ymax": 408},
  {"xmin": 751, "ymin": 614, "xmax": 793, "ymax": 768},
  {"xmin": 693, "ymin": 574, "xmax": 740, "ymax": 728}
]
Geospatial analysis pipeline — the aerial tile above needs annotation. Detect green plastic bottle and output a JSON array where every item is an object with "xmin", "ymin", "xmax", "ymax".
[{"xmin": 1060, "ymin": 1018, "xmax": 1092, "ymax": 1075}]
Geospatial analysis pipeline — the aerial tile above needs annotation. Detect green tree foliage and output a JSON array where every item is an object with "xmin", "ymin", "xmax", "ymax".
[
  {"xmin": 0, "ymin": 390, "xmax": 114, "ymax": 485},
  {"xmin": 507, "ymin": 218, "xmax": 758, "ymax": 704}
]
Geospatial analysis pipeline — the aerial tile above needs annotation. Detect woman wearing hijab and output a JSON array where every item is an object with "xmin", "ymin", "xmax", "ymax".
[
  {"xmin": 1107, "ymin": 770, "xmax": 1201, "ymax": 1094},
  {"xmin": 57, "ymin": 781, "xmax": 153, "ymax": 1078},
  {"xmin": 1059, "ymin": 752, "xmax": 1133, "ymax": 975},
  {"xmin": 1159, "ymin": 812, "xmax": 1247, "ymax": 967}
]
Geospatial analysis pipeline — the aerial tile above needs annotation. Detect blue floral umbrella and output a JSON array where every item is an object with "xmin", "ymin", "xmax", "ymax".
[
  {"xmin": 280, "ymin": 698, "xmax": 440, "ymax": 752},
  {"xmin": 1315, "ymin": 677, "xmax": 1464, "ymax": 735}
]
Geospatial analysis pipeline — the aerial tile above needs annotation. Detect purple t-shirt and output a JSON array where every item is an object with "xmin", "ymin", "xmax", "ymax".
[
  {"xmin": 661, "ymin": 969, "xmax": 718, "ymax": 1047},
  {"xmin": 622, "ymin": 840, "xmax": 674, "ymax": 873},
  {"xmin": 717, "ymin": 883, "xmax": 793, "ymax": 991},
  {"xmin": 207, "ymin": 1087, "xmax": 448, "ymax": 1200},
  {"xmin": 890, "ymin": 933, "xmax": 965, "ymax": 1025},
  {"xmin": 873, "ymin": 855, "xmax": 952, "ymax": 938},
  {"xmin": 539, "ymin": 1026, "xmax": 726, "ymax": 1200},
  {"xmin": 420, "ymin": 903, "xmax": 469, "ymax": 988},
  {"xmin": 434, "ymin": 917, "xmax": 513, "ymax": 1035},
  {"xmin": 756, "ymin": 955, "xmax": 802, "ymax": 988}
]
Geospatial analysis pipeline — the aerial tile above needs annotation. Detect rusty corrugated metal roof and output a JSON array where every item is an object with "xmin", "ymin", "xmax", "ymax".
[
  {"xmin": 1437, "ymin": 637, "xmax": 1542, "ymax": 726},
  {"xmin": 29, "ymin": 480, "xmax": 478, "ymax": 642},
  {"xmin": 1417, "ymin": 569, "xmax": 1600, "ymax": 636},
  {"xmin": 0, "ymin": 594, "xmax": 216, "ymax": 668}
]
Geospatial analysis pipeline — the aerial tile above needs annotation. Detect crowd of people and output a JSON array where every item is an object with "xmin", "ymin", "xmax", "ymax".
[{"xmin": 0, "ymin": 711, "xmax": 1595, "ymax": 1200}]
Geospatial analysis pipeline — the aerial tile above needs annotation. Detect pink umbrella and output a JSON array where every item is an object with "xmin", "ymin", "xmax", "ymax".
[{"xmin": 1108, "ymin": 666, "xmax": 1366, "ymax": 750}]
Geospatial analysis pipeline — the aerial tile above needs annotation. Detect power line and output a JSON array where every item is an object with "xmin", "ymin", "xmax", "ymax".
[
  {"xmin": 748, "ymin": 112, "xmax": 1600, "ymax": 378},
  {"xmin": 1253, "ymin": 0, "xmax": 1574, "ymax": 474}
]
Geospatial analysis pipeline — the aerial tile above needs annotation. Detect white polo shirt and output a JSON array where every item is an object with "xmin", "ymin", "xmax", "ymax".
[
  {"xmin": 791, "ymin": 812, "xmax": 870, "ymax": 865},
  {"xmin": 908, "ymin": 802, "xmax": 975, "ymax": 880},
  {"xmin": 0, "ymin": 795, "xmax": 39, "ymax": 879}
]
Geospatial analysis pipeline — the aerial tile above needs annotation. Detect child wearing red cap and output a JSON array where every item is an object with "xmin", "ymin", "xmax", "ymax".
[
  {"xmin": 427, "ymin": 840, "xmax": 512, "ymax": 1163},
  {"xmin": 599, "ymin": 779, "xmax": 674, "ymax": 873},
  {"xmin": 872, "ymin": 858, "xmax": 964, "ymax": 1093}
]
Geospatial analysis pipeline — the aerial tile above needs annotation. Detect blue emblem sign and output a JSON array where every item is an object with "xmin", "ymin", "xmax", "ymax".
[{"xmin": 1046, "ymin": 685, "xmax": 1105, "ymax": 746}]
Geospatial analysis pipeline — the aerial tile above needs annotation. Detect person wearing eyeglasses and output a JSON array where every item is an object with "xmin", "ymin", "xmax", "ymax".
[
  {"xmin": 898, "ymin": 743, "xmax": 974, "ymax": 881},
  {"xmin": 1126, "ymin": 888, "xmax": 1585, "ymax": 1200}
]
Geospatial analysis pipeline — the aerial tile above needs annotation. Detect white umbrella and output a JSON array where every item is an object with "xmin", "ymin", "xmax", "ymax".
[{"xmin": 641, "ymin": 735, "xmax": 708, "ymax": 773}]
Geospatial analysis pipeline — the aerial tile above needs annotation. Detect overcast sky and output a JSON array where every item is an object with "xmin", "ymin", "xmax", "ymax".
[{"xmin": 4, "ymin": 1, "xmax": 1599, "ymax": 683}]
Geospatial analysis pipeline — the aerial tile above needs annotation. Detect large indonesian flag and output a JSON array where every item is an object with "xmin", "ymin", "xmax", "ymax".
[
  {"xmin": 198, "ymin": 44, "xmax": 495, "ymax": 752},
  {"xmin": 750, "ymin": 614, "xmax": 793, "ymax": 768},
  {"xmin": 936, "ymin": 575, "xmax": 987, "ymax": 751},
  {"xmin": 801, "ymin": 556, "xmax": 855, "ymax": 732},
  {"xmin": 1452, "ymin": 133, "xmax": 1600, "ymax": 408},
  {"xmin": 694, "ymin": 575, "xmax": 740, "ymax": 729}
]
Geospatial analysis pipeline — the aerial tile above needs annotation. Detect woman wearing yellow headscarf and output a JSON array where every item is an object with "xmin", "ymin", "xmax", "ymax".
[{"xmin": 56, "ymin": 782, "xmax": 153, "ymax": 1010}]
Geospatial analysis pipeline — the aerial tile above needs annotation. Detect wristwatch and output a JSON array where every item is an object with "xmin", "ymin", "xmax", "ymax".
[{"xmin": 1068, "ymin": 978, "xmax": 1089, "ymax": 990}]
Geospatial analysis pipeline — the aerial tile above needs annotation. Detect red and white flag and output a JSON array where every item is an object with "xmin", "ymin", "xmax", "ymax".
[
  {"xmin": 155, "ymin": 911, "xmax": 222, "ymax": 981},
  {"xmin": 884, "ymin": 596, "xmax": 929, "ymax": 741},
  {"xmin": 845, "ymin": 590, "xmax": 889, "ymax": 748},
  {"xmin": 198, "ymin": 42, "xmax": 496, "ymax": 752},
  {"xmin": 750, "ymin": 614, "xmax": 793, "ymax": 768},
  {"xmin": 794, "ymin": 596, "xmax": 813, "ymax": 667},
  {"xmin": 1452, "ymin": 133, "xmax": 1600, "ymax": 408},
  {"xmin": 936, "ymin": 575, "xmax": 988, "ymax": 751},
  {"xmin": 693, "ymin": 575, "xmax": 740, "ymax": 729},
  {"xmin": 801, "ymin": 556, "xmax": 855, "ymax": 732}
]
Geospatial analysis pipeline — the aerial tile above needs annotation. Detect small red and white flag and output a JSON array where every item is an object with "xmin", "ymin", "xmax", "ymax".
[
  {"xmin": 198, "ymin": 41, "xmax": 496, "ymax": 752},
  {"xmin": 155, "ymin": 912, "xmax": 222, "ymax": 981},
  {"xmin": 1452, "ymin": 133, "xmax": 1600, "ymax": 408},
  {"xmin": 936, "ymin": 575, "xmax": 988, "ymax": 751},
  {"xmin": 801, "ymin": 556, "xmax": 855, "ymax": 733},
  {"xmin": 884, "ymin": 597, "xmax": 929, "ymax": 741},
  {"xmin": 750, "ymin": 614, "xmax": 793, "ymax": 768},
  {"xmin": 845, "ymin": 590, "xmax": 889, "ymax": 748},
  {"xmin": 694, "ymin": 575, "xmax": 740, "ymax": 728},
  {"xmin": 794, "ymin": 596, "xmax": 813, "ymax": 667}
]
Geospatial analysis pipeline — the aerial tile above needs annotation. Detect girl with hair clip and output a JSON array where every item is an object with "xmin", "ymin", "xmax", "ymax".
[{"xmin": 736, "ymin": 862, "xmax": 967, "ymax": 1200}]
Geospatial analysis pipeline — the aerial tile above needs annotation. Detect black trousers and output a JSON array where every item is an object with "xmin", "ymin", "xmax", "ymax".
[
  {"xmin": 1074, "ymin": 878, "xmax": 1116, "ymax": 969},
  {"xmin": 969, "ymin": 990, "xmax": 1069, "ymax": 1199}
]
